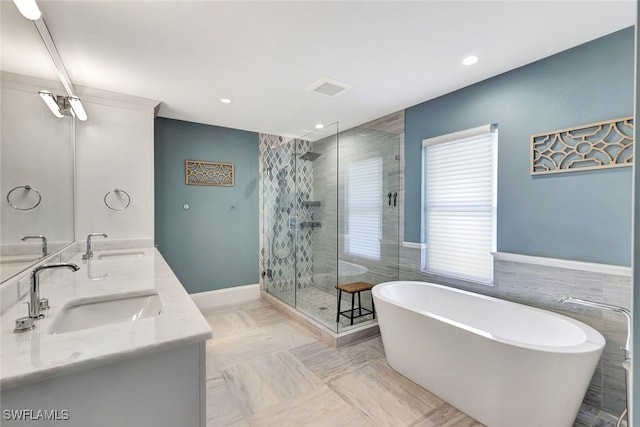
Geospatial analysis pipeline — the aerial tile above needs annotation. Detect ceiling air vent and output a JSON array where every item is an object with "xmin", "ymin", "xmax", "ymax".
[{"xmin": 305, "ymin": 77, "xmax": 352, "ymax": 97}]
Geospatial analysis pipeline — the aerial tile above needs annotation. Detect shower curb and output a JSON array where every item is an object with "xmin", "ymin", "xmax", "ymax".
[{"xmin": 261, "ymin": 290, "xmax": 379, "ymax": 348}]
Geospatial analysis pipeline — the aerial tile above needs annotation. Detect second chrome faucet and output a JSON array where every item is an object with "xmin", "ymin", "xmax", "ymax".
[
  {"xmin": 83, "ymin": 233, "xmax": 108, "ymax": 260},
  {"xmin": 22, "ymin": 235, "xmax": 48, "ymax": 257}
]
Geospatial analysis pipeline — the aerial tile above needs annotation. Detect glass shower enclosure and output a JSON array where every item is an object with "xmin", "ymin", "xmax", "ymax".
[{"xmin": 260, "ymin": 121, "xmax": 400, "ymax": 333}]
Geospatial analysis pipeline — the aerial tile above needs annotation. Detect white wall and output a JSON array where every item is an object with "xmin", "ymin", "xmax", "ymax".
[{"xmin": 75, "ymin": 90, "xmax": 158, "ymax": 243}]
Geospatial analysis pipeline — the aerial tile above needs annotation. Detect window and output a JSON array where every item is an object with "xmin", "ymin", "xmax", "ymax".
[
  {"xmin": 422, "ymin": 125, "xmax": 497, "ymax": 284},
  {"xmin": 345, "ymin": 157, "xmax": 383, "ymax": 260}
]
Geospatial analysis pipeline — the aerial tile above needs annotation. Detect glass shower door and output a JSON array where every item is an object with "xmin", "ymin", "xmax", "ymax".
[
  {"xmin": 294, "ymin": 124, "xmax": 339, "ymax": 332},
  {"xmin": 261, "ymin": 119, "xmax": 400, "ymax": 335},
  {"xmin": 337, "ymin": 125, "xmax": 401, "ymax": 333}
]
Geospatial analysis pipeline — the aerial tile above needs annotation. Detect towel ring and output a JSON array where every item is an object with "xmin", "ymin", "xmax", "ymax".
[
  {"xmin": 6, "ymin": 185, "xmax": 42, "ymax": 210},
  {"xmin": 104, "ymin": 188, "xmax": 131, "ymax": 211}
]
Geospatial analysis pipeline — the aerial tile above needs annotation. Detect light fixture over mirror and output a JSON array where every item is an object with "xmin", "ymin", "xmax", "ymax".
[
  {"xmin": 38, "ymin": 91, "xmax": 88, "ymax": 121},
  {"xmin": 67, "ymin": 96, "xmax": 87, "ymax": 121},
  {"xmin": 15, "ymin": 2, "xmax": 90, "ymax": 122},
  {"xmin": 12, "ymin": 0, "xmax": 41, "ymax": 21},
  {"xmin": 38, "ymin": 90, "xmax": 65, "ymax": 118}
]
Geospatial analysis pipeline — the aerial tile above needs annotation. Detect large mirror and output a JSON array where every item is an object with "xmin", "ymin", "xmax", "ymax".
[{"xmin": 0, "ymin": 3, "xmax": 75, "ymax": 282}]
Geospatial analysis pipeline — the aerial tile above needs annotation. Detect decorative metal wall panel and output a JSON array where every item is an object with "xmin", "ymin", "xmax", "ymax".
[
  {"xmin": 185, "ymin": 160, "xmax": 234, "ymax": 186},
  {"xmin": 530, "ymin": 117, "xmax": 633, "ymax": 175}
]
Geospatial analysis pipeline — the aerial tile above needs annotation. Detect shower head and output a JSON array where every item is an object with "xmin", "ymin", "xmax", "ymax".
[{"xmin": 299, "ymin": 151, "xmax": 322, "ymax": 161}]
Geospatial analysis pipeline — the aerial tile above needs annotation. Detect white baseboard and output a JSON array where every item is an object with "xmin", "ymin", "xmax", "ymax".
[{"xmin": 190, "ymin": 284, "xmax": 260, "ymax": 310}]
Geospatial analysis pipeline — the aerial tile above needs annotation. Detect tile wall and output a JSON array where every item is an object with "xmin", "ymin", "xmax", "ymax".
[{"xmin": 258, "ymin": 134, "xmax": 315, "ymax": 297}]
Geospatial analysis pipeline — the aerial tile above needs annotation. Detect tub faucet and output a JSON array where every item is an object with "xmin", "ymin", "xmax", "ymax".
[
  {"xmin": 559, "ymin": 296, "xmax": 632, "ymax": 427},
  {"xmin": 22, "ymin": 235, "xmax": 47, "ymax": 257},
  {"xmin": 83, "ymin": 233, "xmax": 108, "ymax": 260},
  {"xmin": 558, "ymin": 297, "xmax": 631, "ymax": 356},
  {"xmin": 29, "ymin": 263, "xmax": 79, "ymax": 319}
]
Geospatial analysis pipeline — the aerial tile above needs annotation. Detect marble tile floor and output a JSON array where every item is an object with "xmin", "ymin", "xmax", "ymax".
[
  {"xmin": 202, "ymin": 298, "xmax": 618, "ymax": 427},
  {"xmin": 202, "ymin": 298, "xmax": 481, "ymax": 427},
  {"xmin": 269, "ymin": 286, "xmax": 377, "ymax": 333}
]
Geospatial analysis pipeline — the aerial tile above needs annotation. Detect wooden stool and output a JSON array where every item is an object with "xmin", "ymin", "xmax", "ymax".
[{"xmin": 336, "ymin": 282, "xmax": 375, "ymax": 325}]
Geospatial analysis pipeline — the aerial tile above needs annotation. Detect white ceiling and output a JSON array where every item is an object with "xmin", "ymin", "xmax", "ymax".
[{"xmin": 1, "ymin": 1, "xmax": 636, "ymax": 137}]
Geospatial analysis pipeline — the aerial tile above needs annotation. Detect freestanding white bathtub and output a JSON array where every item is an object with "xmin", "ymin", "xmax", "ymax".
[{"xmin": 372, "ymin": 281, "xmax": 605, "ymax": 427}]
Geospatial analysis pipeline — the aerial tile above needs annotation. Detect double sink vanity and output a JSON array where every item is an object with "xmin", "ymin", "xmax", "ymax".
[{"xmin": 0, "ymin": 239, "xmax": 212, "ymax": 427}]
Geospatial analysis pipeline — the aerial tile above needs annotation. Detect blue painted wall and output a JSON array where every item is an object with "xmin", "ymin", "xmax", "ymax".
[
  {"xmin": 405, "ymin": 28, "xmax": 634, "ymax": 266},
  {"xmin": 155, "ymin": 118, "xmax": 259, "ymax": 293}
]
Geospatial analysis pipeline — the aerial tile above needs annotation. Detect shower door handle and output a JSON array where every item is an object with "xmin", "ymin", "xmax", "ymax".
[
  {"xmin": 387, "ymin": 192, "xmax": 392, "ymax": 206},
  {"xmin": 393, "ymin": 192, "xmax": 398, "ymax": 207}
]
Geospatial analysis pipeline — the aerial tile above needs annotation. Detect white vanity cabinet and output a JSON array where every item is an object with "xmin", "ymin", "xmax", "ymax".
[{"xmin": 1, "ymin": 342, "xmax": 206, "ymax": 427}]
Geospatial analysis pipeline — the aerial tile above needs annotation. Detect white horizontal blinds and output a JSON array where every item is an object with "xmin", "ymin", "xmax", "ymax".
[
  {"xmin": 346, "ymin": 157, "xmax": 383, "ymax": 260},
  {"xmin": 423, "ymin": 126, "xmax": 496, "ymax": 283}
]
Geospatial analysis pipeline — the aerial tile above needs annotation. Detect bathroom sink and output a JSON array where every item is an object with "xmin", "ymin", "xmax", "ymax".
[
  {"xmin": 49, "ymin": 291, "xmax": 162, "ymax": 334},
  {"xmin": 95, "ymin": 250, "xmax": 145, "ymax": 260}
]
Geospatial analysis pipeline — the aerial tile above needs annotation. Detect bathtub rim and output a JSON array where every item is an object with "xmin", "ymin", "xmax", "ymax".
[{"xmin": 372, "ymin": 280, "xmax": 605, "ymax": 354}]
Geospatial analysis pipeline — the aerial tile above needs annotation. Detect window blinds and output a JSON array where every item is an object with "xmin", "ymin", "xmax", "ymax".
[
  {"xmin": 422, "ymin": 126, "xmax": 496, "ymax": 283},
  {"xmin": 346, "ymin": 157, "xmax": 383, "ymax": 260}
]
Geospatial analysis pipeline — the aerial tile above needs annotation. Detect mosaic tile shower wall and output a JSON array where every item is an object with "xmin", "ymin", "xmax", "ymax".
[{"xmin": 258, "ymin": 134, "xmax": 315, "ymax": 298}]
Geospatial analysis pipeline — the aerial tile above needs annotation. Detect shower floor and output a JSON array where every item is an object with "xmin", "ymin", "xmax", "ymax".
[{"xmin": 270, "ymin": 286, "xmax": 376, "ymax": 333}]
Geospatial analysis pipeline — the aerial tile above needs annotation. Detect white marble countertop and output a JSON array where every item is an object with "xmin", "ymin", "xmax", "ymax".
[{"xmin": 0, "ymin": 247, "xmax": 212, "ymax": 390}]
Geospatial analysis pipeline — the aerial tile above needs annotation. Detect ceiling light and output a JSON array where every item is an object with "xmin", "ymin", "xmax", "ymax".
[
  {"xmin": 220, "ymin": 98, "xmax": 232, "ymax": 104},
  {"xmin": 315, "ymin": 124, "xmax": 324, "ymax": 129},
  {"xmin": 38, "ymin": 90, "xmax": 64, "ymax": 118},
  {"xmin": 462, "ymin": 56, "xmax": 479, "ymax": 66},
  {"xmin": 68, "ymin": 96, "xmax": 88, "ymax": 121},
  {"xmin": 12, "ymin": 0, "xmax": 42, "ymax": 20}
]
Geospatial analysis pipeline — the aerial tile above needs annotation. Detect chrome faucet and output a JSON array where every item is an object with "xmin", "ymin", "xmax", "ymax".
[
  {"xmin": 559, "ymin": 296, "xmax": 631, "ymax": 356},
  {"xmin": 559, "ymin": 296, "xmax": 632, "ymax": 427},
  {"xmin": 22, "ymin": 235, "xmax": 48, "ymax": 257},
  {"xmin": 29, "ymin": 263, "xmax": 79, "ymax": 319},
  {"xmin": 83, "ymin": 233, "xmax": 108, "ymax": 260}
]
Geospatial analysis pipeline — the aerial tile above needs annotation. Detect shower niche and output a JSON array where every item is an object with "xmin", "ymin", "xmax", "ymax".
[{"xmin": 259, "ymin": 118, "xmax": 401, "ymax": 334}]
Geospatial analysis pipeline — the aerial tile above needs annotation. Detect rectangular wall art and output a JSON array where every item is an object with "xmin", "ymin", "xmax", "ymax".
[
  {"xmin": 185, "ymin": 160, "xmax": 234, "ymax": 186},
  {"xmin": 530, "ymin": 117, "xmax": 633, "ymax": 175}
]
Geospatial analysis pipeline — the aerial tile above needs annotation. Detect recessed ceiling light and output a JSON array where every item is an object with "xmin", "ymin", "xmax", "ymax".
[
  {"xmin": 220, "ymin": 98, "xmax": 232, "ymax": 104},
  {"xmin": 462, "ymin": 56, "xmax": 479, "ymax": 66},
  {"xmin": 315, "ymin": 124, "xmax": 324, "ymax": 129}
]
